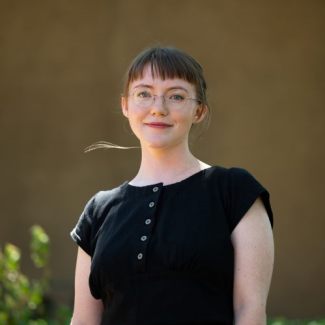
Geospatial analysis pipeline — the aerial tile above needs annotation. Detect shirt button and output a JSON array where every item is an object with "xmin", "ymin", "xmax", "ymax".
[
  {"xmin": 141, "ymin": 235, "xmax": 147, "ymax": 241},
  {"xmin": 145, "ymin": 219, "xmax": 151, "ymax": 225},
  {"xmin": 153, "ymin": 187, "xmax": 159, "ymax": 192},
  {"xmin": 137, "ymin": 253, "xmax": 143, "ymax": 260},
  {"xmin": 149, "ymin": 202, "xmax": 155, "ymax": 208}
]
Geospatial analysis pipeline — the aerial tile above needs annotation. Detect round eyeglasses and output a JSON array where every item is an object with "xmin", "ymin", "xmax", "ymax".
[{"xmin": 129, "ymin": 88, "xmax": 201, "ymax": 110}]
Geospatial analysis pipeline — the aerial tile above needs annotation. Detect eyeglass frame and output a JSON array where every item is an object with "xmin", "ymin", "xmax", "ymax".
[{"xmin": 126, "ymin": 89, "xmax": 202, "ymax": 110}]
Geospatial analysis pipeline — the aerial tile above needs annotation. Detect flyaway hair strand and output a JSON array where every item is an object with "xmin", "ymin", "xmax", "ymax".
[{"xmin": 84, "ymin": 141, "xmax": 140, "ymax": 153}]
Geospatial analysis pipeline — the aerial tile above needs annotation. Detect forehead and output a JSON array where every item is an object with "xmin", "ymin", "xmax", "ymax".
[{"xmin": 129, "ymin": 66, "xmax": 196, "ymax": 92}]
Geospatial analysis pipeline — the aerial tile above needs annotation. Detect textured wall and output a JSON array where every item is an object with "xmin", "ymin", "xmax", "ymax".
[{"xmin": 1, "ymin": 0, "xmax": 324, "ymax": 318}]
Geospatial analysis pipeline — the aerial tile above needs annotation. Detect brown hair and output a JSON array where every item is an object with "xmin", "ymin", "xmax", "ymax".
[{"xmin": 123, "ymin": 46, "xmax": 210, "ymax": 121}]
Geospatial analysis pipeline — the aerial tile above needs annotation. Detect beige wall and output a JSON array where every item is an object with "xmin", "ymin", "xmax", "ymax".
[{"xmin": 1, "ymin": 0, "xmax": 324, "ymax": 318}]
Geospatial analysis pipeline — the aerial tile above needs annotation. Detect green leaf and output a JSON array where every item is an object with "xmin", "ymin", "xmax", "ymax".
[
  {"xmin": 0, "ymin": 311, "xmax": 8, "ymax": 323},
  {"xmin": 4, "ymin": 244, "xmax": 21, "ymax": 272},
  {"xmin": 30, "ymin": 226, "xmax": 50, "ymax": 268}
]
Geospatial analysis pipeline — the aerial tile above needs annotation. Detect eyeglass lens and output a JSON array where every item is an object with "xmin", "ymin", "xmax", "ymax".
[{"xmin": 132, "ymin": 88, "xmax": 193, "ymax": 110}]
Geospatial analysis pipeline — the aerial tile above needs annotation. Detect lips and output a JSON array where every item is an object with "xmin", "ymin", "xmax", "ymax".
[{"xmin": 144, "ymin": 122, "xmax": 172, "ymax": 128}]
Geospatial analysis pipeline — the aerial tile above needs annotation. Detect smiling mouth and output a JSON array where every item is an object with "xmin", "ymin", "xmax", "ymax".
[{"xmin": 145, "ymin": 122, "xmax": 172, "ymax": 128}]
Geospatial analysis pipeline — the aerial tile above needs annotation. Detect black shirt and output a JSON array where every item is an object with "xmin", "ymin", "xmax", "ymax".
[{"xmin": 71, "ymin": 166, "xmax": 273, "ymax": 325}]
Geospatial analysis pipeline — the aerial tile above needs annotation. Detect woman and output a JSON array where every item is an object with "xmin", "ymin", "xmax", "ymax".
[{"xmin": 70, "ymin": 46, "xmax": 274, "ymax": 325}]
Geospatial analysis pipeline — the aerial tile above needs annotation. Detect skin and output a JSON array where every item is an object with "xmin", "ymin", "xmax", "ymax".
[
  {"xmin": 71, "ymin": 66, "xmax": 274, "ymax": 325},
  {"xmin": 71, "ymin": 248, "xmax": 104, "ymax": 325},
  {"xmin": 231, "ymin": 197, "xmax": 274, "ymax": 325}
]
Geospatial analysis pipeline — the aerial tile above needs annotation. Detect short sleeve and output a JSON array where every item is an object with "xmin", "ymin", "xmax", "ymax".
[
  {"xmin": 227, "ymin": 168, "xmax": 273, "ymax": 233},
  {"xmin": 70, "ymin": 195, "xmax": 96, "ymax": 256}
]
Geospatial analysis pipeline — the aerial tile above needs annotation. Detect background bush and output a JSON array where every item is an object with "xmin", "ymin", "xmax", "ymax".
[
  {"xmin": 268, "ymin": 319, "xmax": 325, "ymax": 325},
  {"xmin": 0, "ymin": 226, "xmax": 72, "ymax": 325}
]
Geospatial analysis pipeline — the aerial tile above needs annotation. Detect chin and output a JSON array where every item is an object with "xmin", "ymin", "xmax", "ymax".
[
  {"xmin": 142, "ymin": 137, "xmax": 186, "ymax": 151},
  {"xmin": 145, "ymin": 141, "xmax": 171, "ymax": 150}
]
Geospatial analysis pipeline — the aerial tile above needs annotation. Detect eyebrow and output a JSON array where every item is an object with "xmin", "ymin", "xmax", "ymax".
[{"xmin": 132, "ymin": 84, "xmax": 190, "ymax": 93}]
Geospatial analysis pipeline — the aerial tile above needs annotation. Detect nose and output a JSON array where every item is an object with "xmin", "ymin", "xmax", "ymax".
[{"xmin": 150, "ymin": 95, "xmax": 168, "ymax": 115}]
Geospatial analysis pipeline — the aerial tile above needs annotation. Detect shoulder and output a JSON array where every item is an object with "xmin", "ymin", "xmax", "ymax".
[
  {"xmin": 202, "ymin": 165, "xmax": 259, "ymax": 203},
  {"xmin": 77, "ymin": 181, "xmax": 128, "ymax": 232},
  {"xmin": 204, "ymin": 165, "xmax": 258, "ymax": 188},
  {"xmin": 70, "ymin": 182, "xmax": 128, "ymax": 255},
  {"xmin": 87, "ymin": 182, "xmax": 128, "ymax": 219},
  {"xmin": 205, "ymin": 165, "xmax": 254, "ymax": 177},
  {"xmin": 213, "ymin": 165, "xmax": 269, "ymax": 204},
  {"xmin": 227, "ymin": 167, "xmax": 262, "ymax": 190},
  {"xmin": 205, "ymin": 165, "xmax": 273, "ymax": 230}
]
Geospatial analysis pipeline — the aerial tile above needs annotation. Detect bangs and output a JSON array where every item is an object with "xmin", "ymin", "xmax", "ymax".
[{"xmin": 126, "ymin": 47, "xmax": 202, "ymax": 86}]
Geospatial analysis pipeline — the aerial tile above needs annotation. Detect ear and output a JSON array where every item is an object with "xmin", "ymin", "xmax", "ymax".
[
  {"xmin": 121, "ymin": 96, "xmax": 128, "ymax": 118},
  {"xmin": 192, "ymin": 104, "xmax": 208, "ymax": 124}
]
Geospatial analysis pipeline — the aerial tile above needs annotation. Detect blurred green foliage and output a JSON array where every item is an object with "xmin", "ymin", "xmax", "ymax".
[
  {"xmin": 268, "ymin": 318, "xmax": 325, "ymax": 325},
  {"xmin": 0, "ymin": 226, "xmax": 72, "ymax": 325},
  {"xmin": 267, "ymin": 317, "xmax": 325, "ymax": 325}
]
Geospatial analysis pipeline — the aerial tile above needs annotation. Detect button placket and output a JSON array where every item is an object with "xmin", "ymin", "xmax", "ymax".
[{"xmin": 135, "ymin": 184, "xmax": 161, "ymax": 272}]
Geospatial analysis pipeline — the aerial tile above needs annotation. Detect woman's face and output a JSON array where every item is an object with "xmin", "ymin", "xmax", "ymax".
[{"xmin": 121, "ymin": 66, "xmax": 206, "ymax": 151}]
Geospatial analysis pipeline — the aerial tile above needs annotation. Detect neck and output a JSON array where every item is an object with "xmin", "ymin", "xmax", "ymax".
[{"xmin": 129, "ymin": 142, "xmax": 209, "ymax": 186}]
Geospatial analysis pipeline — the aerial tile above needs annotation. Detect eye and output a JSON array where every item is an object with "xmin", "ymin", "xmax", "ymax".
[
  {"xmin": 171, "ymin": 94, "xmax": 184, "ymax": 101},
  {"xmin": 169, "ymin": 92, "xmax": 186, "ymax": 102},
  {"xmin": 136, "ymin": 91, "xmax": 152, "ymax": 99}
]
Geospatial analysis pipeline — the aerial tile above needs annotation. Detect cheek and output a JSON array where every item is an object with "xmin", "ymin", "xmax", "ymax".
[
  {"xmin": 176, "ymin": 110, "xmax": 196, "ymax": 126},
  {"xmin": 127, "ymin": 109, "xmax": 146, "ymax": 134},
  {"xmin": 127, "ymin": 119, "xmax": 141, "ymax": 140},
  {"xmin": 129, "ymin": 108, "xmax": 147, "ymax": 122}
]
